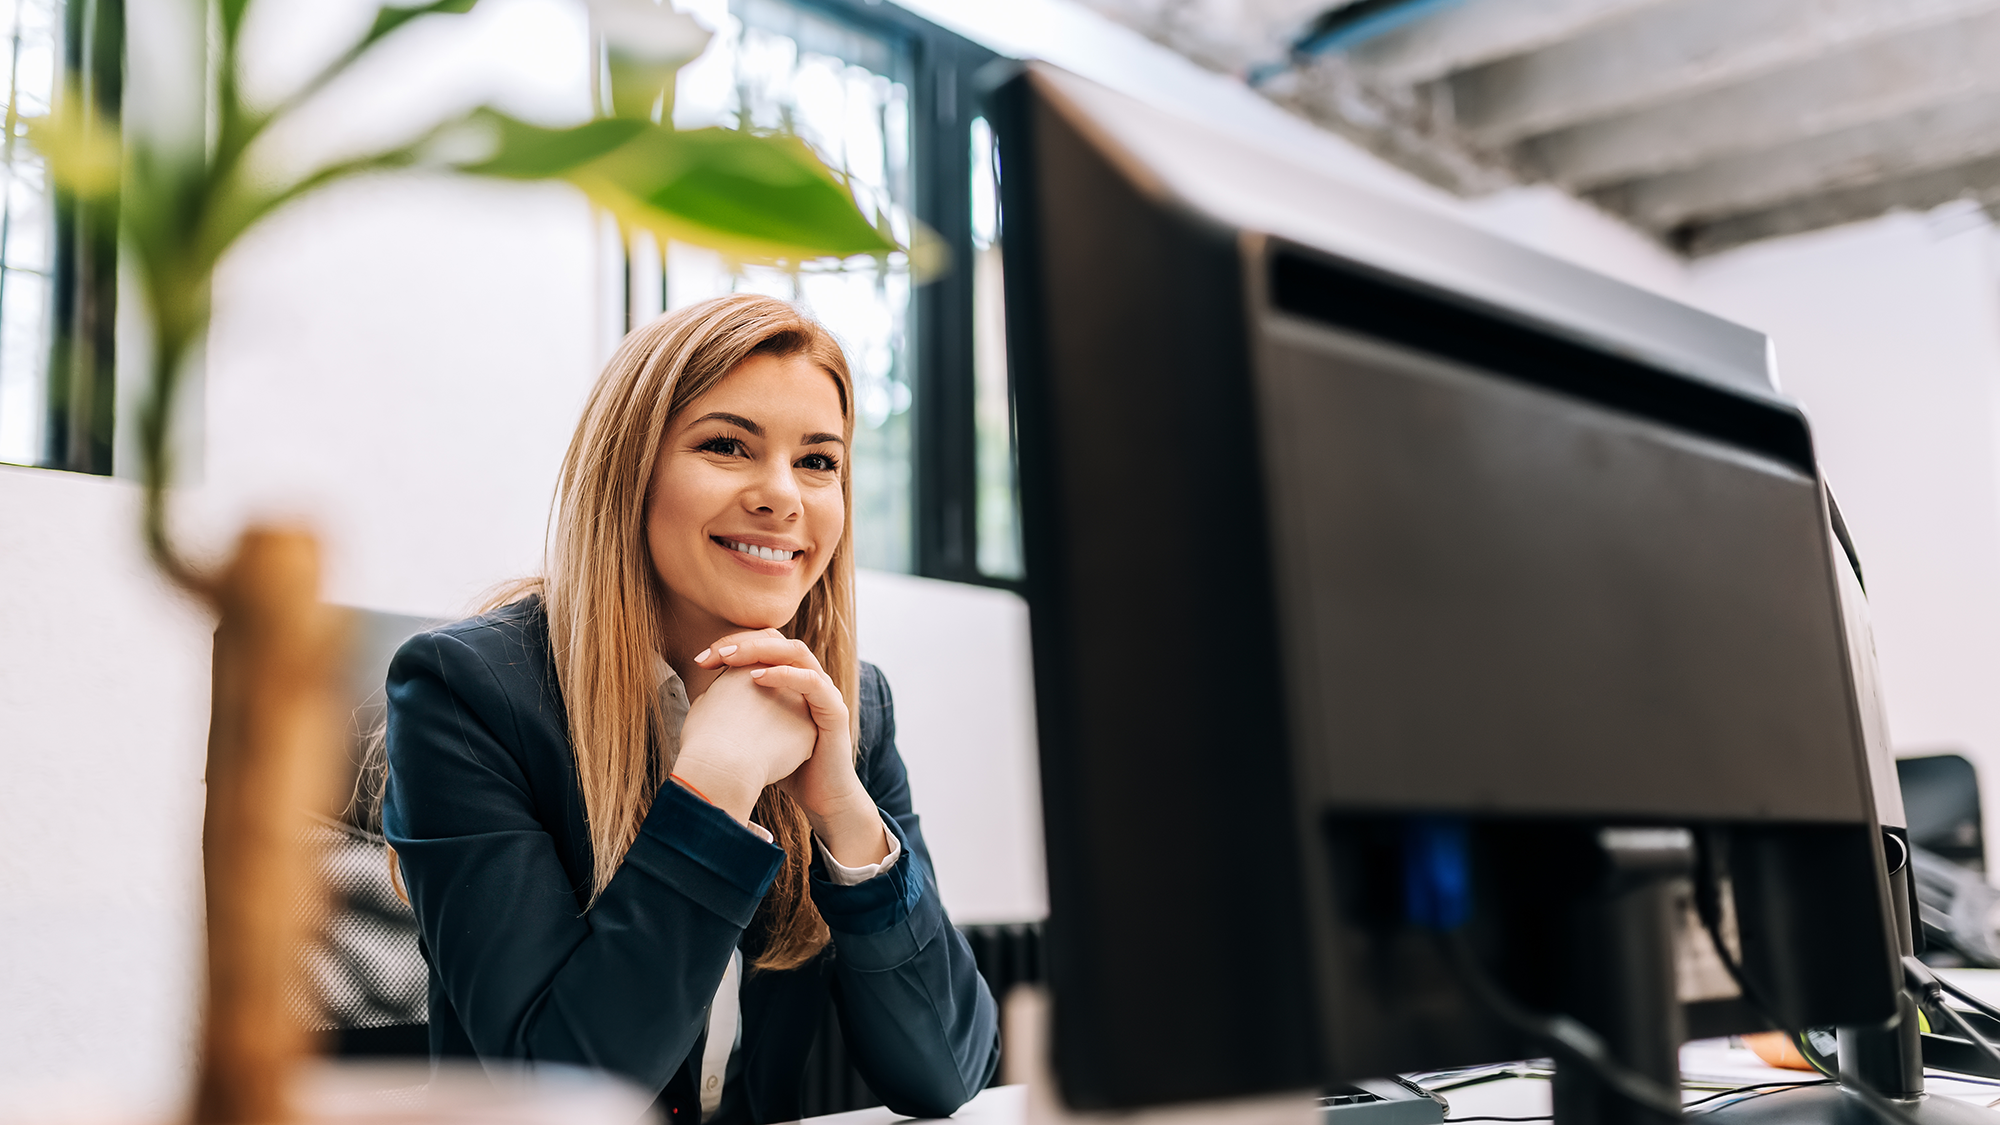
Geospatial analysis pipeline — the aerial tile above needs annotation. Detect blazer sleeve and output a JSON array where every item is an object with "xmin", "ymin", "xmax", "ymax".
[
  {"xmin": 381, "ymin": 628, "xmax": 785, "ymax": 1092},
  {"xmin": 807, "ymin": 666, "xmax": 1003, "ymax": 1118}
]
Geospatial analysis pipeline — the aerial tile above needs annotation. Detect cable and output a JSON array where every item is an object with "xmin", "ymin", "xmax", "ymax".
[
  {"xmin": 1925, "ymin": 968, "xmax": 2000, "ymax": 1028},
  {"xmin": 1689, "ymin": 846, "xmax": 1777, "ymax": 1026},
  {"xmin": 1439, "ymin": 930, "xmax": 1686, "ymax": 1119},
  {"xmin": 1410, "ymin": 1062, "xmax": 1556, "ymax": 1085},
  {"xmin": 1411, "ymin": 1062, "xmax": 1556, "ymax": 1092},
  {"xmin": 1925, "ymin": 1072, "xmax": 2000, "ymax": 1089},
  {"xmin": 1429, "ymin": 1075, "xmax": 1834, "ymax": 1122},
  {"xmin": 1681, "ymin": 1080, "xmax": 1831, "ymax": 1110},
  {"xmin": 1904, "ymin": 956, "xmax": 2000, "ymax": 1076}
]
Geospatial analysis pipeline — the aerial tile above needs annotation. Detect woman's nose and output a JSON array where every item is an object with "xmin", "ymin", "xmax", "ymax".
[{"xmin": 744, "ymin": 459, "xmax": 802, "ymax": 517}]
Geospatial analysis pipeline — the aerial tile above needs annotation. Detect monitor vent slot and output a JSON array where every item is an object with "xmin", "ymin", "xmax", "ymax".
[{"xmin": 1269, "ymin": 250, "xmax": 1814, "ymax": 475}]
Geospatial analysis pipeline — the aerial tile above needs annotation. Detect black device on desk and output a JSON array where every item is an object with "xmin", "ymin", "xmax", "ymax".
[{"xmin": 989, "ymin": 60, "xmax": 1969, "ymax": 1125}]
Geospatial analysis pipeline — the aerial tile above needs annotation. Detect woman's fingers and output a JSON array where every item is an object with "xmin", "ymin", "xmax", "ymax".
[
  {"xmin": 691, "ymin": 628, "xmax": 783, "ymax": 667},
  {"xmin": 694, "ymin": 630, "xmax": 821, "ymax": 674},
  {"xmin": 747, "ymin": 664, "xmax": 848, "ymax": 733}
]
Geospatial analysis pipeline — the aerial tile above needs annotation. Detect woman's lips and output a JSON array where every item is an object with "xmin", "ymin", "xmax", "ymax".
[{"xmin": 712, "ymin": 536, "xmax": 803, "ymax": 574}]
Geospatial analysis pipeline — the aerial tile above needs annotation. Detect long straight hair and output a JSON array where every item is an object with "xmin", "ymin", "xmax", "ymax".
[{"xmin": 521, "ymin": 294, "xmax": 857, "ymax": 970}]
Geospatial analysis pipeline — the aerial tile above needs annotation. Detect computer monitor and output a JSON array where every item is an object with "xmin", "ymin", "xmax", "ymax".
[{"xmin": 988, "ymin": 61, "xmax": 1903, "ymax": 1115}]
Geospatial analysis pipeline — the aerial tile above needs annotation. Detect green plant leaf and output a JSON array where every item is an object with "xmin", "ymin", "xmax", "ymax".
[
  {"xmin": 28, "ymin": 90, "xmax": 122, "ymax": 199},
  {"xmin": 457, "ymin": 112, "xmax": 650, "ymax": 178},
  {"xmin": 220, "ymin": 0, "xmax": 253, "ymax": 46},
  {"xmin": 366, "ymin": 0, "xmax": 480, "ymax": 50},
  {"xmin": 460, "ymin": 113, "xmax": 897, "ymax": 261}
]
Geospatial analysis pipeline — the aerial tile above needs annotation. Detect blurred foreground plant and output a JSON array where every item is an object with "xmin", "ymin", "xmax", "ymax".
[{"xmin": 32, "ymin": 2, "xmax": 900, "ymax": 1121}]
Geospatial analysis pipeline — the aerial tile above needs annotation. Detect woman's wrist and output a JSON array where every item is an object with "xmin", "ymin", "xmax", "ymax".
[
  {"xmin": 805, "ymin": 784, "xmax": 891, "ymax": 869},
  {"xmin": 671, "ymin": 751, "xmax": 762, "ymax": 824}
]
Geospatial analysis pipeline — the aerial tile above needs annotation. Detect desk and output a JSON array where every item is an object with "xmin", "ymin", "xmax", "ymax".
[
  {"xmin": 1434, "ymin": 1036, "xmax": 2000, "ymax": 1121},
  {"xmin": 799, "ymin": 1006, "xmax": 2000, "ymax": 1125},
  {"xmin": 798, "ymin": 1085, "xmax": 1028, "ymax": 1125}
]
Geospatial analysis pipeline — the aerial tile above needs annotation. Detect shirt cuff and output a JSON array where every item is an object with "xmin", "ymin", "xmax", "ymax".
[
  {"xmin": 745, "ymin": 821, "xmax": 773, "ymax": 844},
  {"xmin": 814, "ymin": 812, "xmax": 901, "ymax": 885}
]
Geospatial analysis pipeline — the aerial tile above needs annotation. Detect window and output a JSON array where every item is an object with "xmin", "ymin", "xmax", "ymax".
[
  {"xmin": 664, "ymin": 0, "xmax": 1011, "ymax": 585},
  {"xmin": 969, "ymin": 114, "xmax": 1020, "ymax": 581},
  {"xmin": 0, "ymin": 0, "xmax": 116, "ymax": 473},
  {"xmin": 670, "ymin": 0, "xmax": 919, "ymax": 572}
]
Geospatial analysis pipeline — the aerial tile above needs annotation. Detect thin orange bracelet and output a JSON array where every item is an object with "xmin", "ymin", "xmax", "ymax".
[{"xmin": 671, "ymin": 774, "xmax": 713, "ymax": 805}]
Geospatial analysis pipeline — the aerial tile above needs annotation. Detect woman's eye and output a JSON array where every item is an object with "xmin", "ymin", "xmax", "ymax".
[
  {"xmin": 797, "ymin": 453, "xmax": 839, "ymax": 472},
  {"xmin": 696, "ymin": 436, "xmax": 747, "ymax": 457}
]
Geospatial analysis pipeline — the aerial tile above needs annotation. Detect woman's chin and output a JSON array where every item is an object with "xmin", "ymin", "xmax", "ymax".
[{"xmin": 718, "ymin": 598, "xmax": 804, "ymax": 633}]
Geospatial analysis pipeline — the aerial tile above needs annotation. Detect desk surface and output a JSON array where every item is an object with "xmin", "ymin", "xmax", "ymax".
[
  {"xmin": 803, "ymin": 1063, "xmax": 1997, "ymax": 1125},
  {"xmin": 802, "ymin": 1085, "xmax": 1029, "ymax": 1125},
  {"xmin": 809, "ymin": 973, "xmax": 2000, "ymax": 1125}
]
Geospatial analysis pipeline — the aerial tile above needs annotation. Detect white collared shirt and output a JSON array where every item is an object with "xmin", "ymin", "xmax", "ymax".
[{"xmin": 651, "ymin": 656, "xmax": 902, "ymax": 1120}]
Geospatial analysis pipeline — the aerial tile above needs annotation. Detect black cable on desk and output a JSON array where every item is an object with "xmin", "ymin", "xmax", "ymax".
[
  {"xmin": 1682, "ymin": 1080, "xmax": 1831, "ymax": 1111},
  {"xmin": 1907, "ymin": 957, "xmax": 2000, "ymax": 1081},
  {"xmin": 1928, "ymin": 971, "xmax": 2000, "ymax": 1027}
]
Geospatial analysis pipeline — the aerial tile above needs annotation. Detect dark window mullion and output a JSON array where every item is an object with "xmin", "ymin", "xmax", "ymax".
[
  {"xmin": 44, "ymin": 0, "xmax": 118, "ymax": 474},
  {"xmin": 913, "ymin": 36, "xmax": 994, "ymax": 585}
]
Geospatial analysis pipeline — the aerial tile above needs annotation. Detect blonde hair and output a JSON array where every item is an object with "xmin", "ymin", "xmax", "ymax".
[{"xmin": 502, "ymin": 294, "xmax": 857, "ymax": 970}]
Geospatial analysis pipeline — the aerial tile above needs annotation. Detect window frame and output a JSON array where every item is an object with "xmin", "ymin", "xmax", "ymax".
[
  {"xmin": 770, "ymin": 0, "xmax": 1009, "ymax": 590},
  {"xmin": 0, "ymin": 0, "xmax": 122, "ymax": 475},
  {"xmin": 43, "ymin": 0, "xmax": 120, "ymax": 475}
]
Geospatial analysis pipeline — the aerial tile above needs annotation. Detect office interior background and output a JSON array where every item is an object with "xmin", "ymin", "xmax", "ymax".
[{"xmin": 7, "ymin": 0, "xmax": 2000, "ymax": 1114}]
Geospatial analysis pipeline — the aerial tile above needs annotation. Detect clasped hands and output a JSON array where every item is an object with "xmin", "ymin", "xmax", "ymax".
[{"xmin": 672, "ymin": 629, "xmax": 891, "ymax": 870}]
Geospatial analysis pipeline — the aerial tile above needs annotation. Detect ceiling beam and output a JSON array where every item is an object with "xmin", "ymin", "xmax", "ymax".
[
  {"xmin": 1450, "ymin": 0, "xmax": 2000, "ymax": 145},
  {"xmin": 1344, "ymin": 0, "xmax": 1671, "ymax": 87},
  {"xmin": 1512, "ymin": 9, "xmax": 2000, "ymax": 188},
  {"xmin": 1674, "ymin": 152, "xmax": 2000, "ymax": 255},
  {"xmin": 1588, "ymin": 92, "xmax": 2000, "ymax": 229}
]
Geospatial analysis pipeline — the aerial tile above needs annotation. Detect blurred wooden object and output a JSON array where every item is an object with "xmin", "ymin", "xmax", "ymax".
[{"xmin": 192, "ymin": 528, "xmax": 349, "ymax": 1125}]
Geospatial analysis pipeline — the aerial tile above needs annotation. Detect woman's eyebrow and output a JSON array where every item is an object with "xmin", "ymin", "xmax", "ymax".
[
  {"xmin": 690, "ymin": 411, "xmax": 761, "ymax": 435},
  {"xmin": 803, "ymin": 432, "xmax": 846, "ymax": 446}
]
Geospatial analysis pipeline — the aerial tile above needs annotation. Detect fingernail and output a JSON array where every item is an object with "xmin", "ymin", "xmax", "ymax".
[
  {"xmin": 718, "ymin": 645, "xmax": 738, "ymax": 657},
  {"xmin": 694, "ymin": 648, "xmax": 712, "ymax": 663},
  {"xmin": 750, "ymin": 668, "xmax": 766, "ymax": 679}
]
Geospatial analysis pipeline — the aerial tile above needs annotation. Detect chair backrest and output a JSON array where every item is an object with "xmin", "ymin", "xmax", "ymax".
[
  {"xmin": 298, "ymin": 816, "xmax": 430, "ymax": 1036},
  {"xmin": 293, "ymin": 608, "xmax": 441, "ymax": 1051},
  {"xmin": 1899, "ymin": 752, "xmax": 1985, "ymax": 871}
]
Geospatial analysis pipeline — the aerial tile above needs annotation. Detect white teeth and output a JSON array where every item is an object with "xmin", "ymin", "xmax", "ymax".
[{"xmin": 725, "ymin": 539, "xmax": 795, "ymax": 562}]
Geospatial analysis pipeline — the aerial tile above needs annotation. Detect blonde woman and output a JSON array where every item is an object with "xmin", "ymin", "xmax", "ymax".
[{"xmin": 382, "ymin": 295, "xmax": 999, "ymax": 1122}]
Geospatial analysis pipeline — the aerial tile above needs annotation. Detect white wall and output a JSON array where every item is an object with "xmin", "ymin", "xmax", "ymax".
[
  {"xmin": 4, "ymin": 0, "xmax": 609, "ymax": 1113},
  {"xmin": 856, "ymin": 571, "xmax": 1045, "ymax": 924},
  {"xmin": 195, "ymin": 174, "xmax": 603, "ymax": 615},
  {"xmin": 1690, "ymin": 205, "xmax": 2000, "ymax": 859},
  {"xmin": 0, "ymin": 467, "xmax": 212, "ymax": 1119}
]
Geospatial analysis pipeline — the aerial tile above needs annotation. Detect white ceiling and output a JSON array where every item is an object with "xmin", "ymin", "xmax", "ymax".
[{"xmin": 1076, "ymin": 0, "xmax": 2000, "ymax": 254}]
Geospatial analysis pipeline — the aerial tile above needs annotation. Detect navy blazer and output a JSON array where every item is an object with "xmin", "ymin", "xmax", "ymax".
[{"xmin": 381, "ymin": 597, "xmax": 1000, "ymax": 1122}]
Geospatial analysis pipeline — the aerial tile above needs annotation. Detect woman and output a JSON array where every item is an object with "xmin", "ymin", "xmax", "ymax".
[{"xmin": 382, "ymin": 294, "xmax": 1000, "ymax": 1122}]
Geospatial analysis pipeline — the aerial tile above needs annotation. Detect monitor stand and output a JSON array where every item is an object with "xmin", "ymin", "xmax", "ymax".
[
  {"xmin": 1700, "ymin": 1016, "xmax": 1996, "ymax": 1125},
  {"xmin": 1530, "ymin": 829, "xmax": 1996, "ymax": 1125},
  {"xmin": 1684, "ymin": 836, "xmax": 1995, "ymax": 1125},
  {"xmin": 1544, "ymin": 828, "xmax": 1692, "ymax": 1125}
]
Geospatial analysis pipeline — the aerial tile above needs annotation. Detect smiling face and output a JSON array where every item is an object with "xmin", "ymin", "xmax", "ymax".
[{"xmin": 646, "ymin": 350, "xmax": 848, "ymax": 645}]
